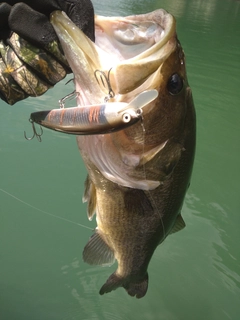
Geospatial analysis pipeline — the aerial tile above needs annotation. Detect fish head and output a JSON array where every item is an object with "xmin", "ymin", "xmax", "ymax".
[
  {"xmin": 50, "ymin": 7, "xmax": 195, "ymax": 195},
  {"xmin": 50, "ymin": 10, "xmax": 191, "ymax": 146}
]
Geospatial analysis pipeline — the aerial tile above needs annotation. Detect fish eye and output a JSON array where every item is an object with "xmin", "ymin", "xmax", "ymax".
[{"xmin": 167, "ymin": 73, "xmax": 184, "ymax": 95}]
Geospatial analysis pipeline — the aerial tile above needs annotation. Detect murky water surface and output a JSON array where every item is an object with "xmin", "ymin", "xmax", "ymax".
[{"xmin": 0, "ymin": 0, "xmax": 239, "ymax": 319}]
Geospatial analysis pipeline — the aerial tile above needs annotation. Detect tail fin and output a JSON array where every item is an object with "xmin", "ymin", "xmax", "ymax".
[{"xmin": 99, "ymin": 272, "xmax": 148, "ymax": 299}]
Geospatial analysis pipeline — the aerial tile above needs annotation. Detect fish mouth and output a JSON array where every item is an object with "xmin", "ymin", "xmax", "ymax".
[{"xmin": 50, "ymin": 10, "xmax": 176, "ymax": 106}]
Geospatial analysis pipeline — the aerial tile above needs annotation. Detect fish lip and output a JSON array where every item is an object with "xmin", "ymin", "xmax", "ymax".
[{"xmin": 50, "ymin": 10, "xmax": 176, "ymax": 104}]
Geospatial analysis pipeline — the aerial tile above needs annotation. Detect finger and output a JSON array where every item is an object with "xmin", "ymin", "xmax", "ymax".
[
  {"xmin": 0, "ymin": 3, "xmax": 11, "ymax": 40},
  {"xmin": 59, "ymin": 0, "xmax": 95, "ymax": 41},
  {"xmin": 0, "ymin": 41, "xmax": 50, "ymax": 98},
  {"xmin": 8, "ymin": 32, "xmax": 68, "ymax": 85},
  {"xmin": 4, "ymin": 0, "xmax": 61, "ymax": 15},
  {"xmin": 17, "ymin": 0, "xmax": 95, "ymax": 41},
  {"xmin": 0, "ymin": 59, "xmax": 28, "ymax": 105},
  {"xmin": 8, "ymin": 3, "xmax": 71, "ymax": 78},
  {"xmin": 9, "ymin": 3, "xmax": 57, "ymax": 47}
]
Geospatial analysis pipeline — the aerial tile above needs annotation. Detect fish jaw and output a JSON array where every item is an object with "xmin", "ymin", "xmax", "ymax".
[{"xmin": 50, "ymin": 11, "xmax": 107, "ymax": 106}]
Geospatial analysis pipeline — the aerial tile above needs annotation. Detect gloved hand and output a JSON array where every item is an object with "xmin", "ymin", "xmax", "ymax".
[{"xmin": 0, "ymin": 0, "xmax": 94, "ymax": 105}]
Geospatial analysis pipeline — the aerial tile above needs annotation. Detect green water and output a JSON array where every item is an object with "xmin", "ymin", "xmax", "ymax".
[{"xmin": 0, "ymin": 0, "xmax": 239, "ymax": 319}]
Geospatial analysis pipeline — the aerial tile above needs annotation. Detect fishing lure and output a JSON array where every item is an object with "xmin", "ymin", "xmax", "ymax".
[{"xmin": 28, "ymin": 89, "xmax": 158, "ymax": 136}]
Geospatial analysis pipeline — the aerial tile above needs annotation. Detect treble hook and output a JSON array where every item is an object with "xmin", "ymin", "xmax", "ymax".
[
  {"xmin": 58, "ymin": 90, "xmax": 79, "ymax": 108},
  {"xmin": 24, "ymin": 118, "xmax": 43, "ymax": 142},
  {"xmin": 58, "ymin": 78, "xmax": 80, "ymax": 108},
  {"xmin": 94, "ymin": 68, "xmax": 115, "ymax": 102}
]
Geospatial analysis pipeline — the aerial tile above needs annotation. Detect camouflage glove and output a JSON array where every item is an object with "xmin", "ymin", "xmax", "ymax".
[{"xmin": 0, "ymin": 0, "xmax": 94, "ymax": 105}]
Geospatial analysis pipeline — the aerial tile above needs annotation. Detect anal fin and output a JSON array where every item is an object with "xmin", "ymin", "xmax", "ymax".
[
  {"xmin": 169, "ymin": 214, "xmax": 186, "ymax": 234},
  {"xmin": 83, "ymin": 230, "xmax": 115, "ymax": 267}
]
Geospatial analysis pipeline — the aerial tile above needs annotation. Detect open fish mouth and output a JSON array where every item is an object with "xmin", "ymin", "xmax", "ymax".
[
  {"xmin": 49, "ymin": 9, "xmax": 181, "ymax": 191},
  {"xmin": 50, "ymin": 9, "xmax": 176, "ymax": 106}
]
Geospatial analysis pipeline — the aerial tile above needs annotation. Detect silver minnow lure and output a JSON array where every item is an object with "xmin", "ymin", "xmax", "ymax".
[{"xmin": 30, "ymin": 90, "xmax": 158, "ymax": 135}]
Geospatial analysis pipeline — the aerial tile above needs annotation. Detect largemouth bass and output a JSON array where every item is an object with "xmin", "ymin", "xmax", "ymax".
[{"xmin": 51, "ymin": 9, "xmax": 196, "ymax": 298}]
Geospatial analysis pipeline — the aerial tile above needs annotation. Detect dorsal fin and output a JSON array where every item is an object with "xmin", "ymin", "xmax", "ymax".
[{"xmin": 83, "ymin": 231, "xmax": 115, "ymax": 267}]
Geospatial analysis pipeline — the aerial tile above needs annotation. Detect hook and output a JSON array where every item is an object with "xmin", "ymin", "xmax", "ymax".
[
  {"xmin": 24, "ymin": 119, "xmax": 43, "ymax": 142},
  {"xmin": 58, "ymin": 78, "xmax": 79, "ymax": 108},
  {"xmin": 65, "ymin": 78, "xmax": 74, "ymax": 85},
  {"xmin": 58, "ymin": 90, "xmax": 79, "ymax": 108},
  {"xmin": 94, "ymin": 68, "xmax": 115, "ymax": 102}
]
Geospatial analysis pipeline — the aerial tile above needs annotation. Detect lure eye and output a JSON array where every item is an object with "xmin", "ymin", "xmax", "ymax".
[
  {"xmin": 167, "ymin": 73, "xmax": 184, "ymax": 95},
  {"xmin": 122, "ymin": 113, "xmax": 131, "ymax": 123}
]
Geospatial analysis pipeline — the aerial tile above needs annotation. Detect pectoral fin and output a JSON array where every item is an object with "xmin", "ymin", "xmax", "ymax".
[
  {"xmin": 83, "ymin": 231, "xmax": 115, "ymax": 267},
  {"xmin": 138, "ymin": 140, "xmax": 168, "ymax": 166},
  {"xmin": 169, "ymin": 214, "xmax": 186, "ymax": 234},
  {"xmin": 140, "ymin": 140, "xmax": 185, "ymax": 180}
]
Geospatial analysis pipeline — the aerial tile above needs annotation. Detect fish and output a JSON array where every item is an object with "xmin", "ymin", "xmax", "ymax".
[{"xmin": 50, "ymin": 9, "xmax": 196, "ymax": 298}]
